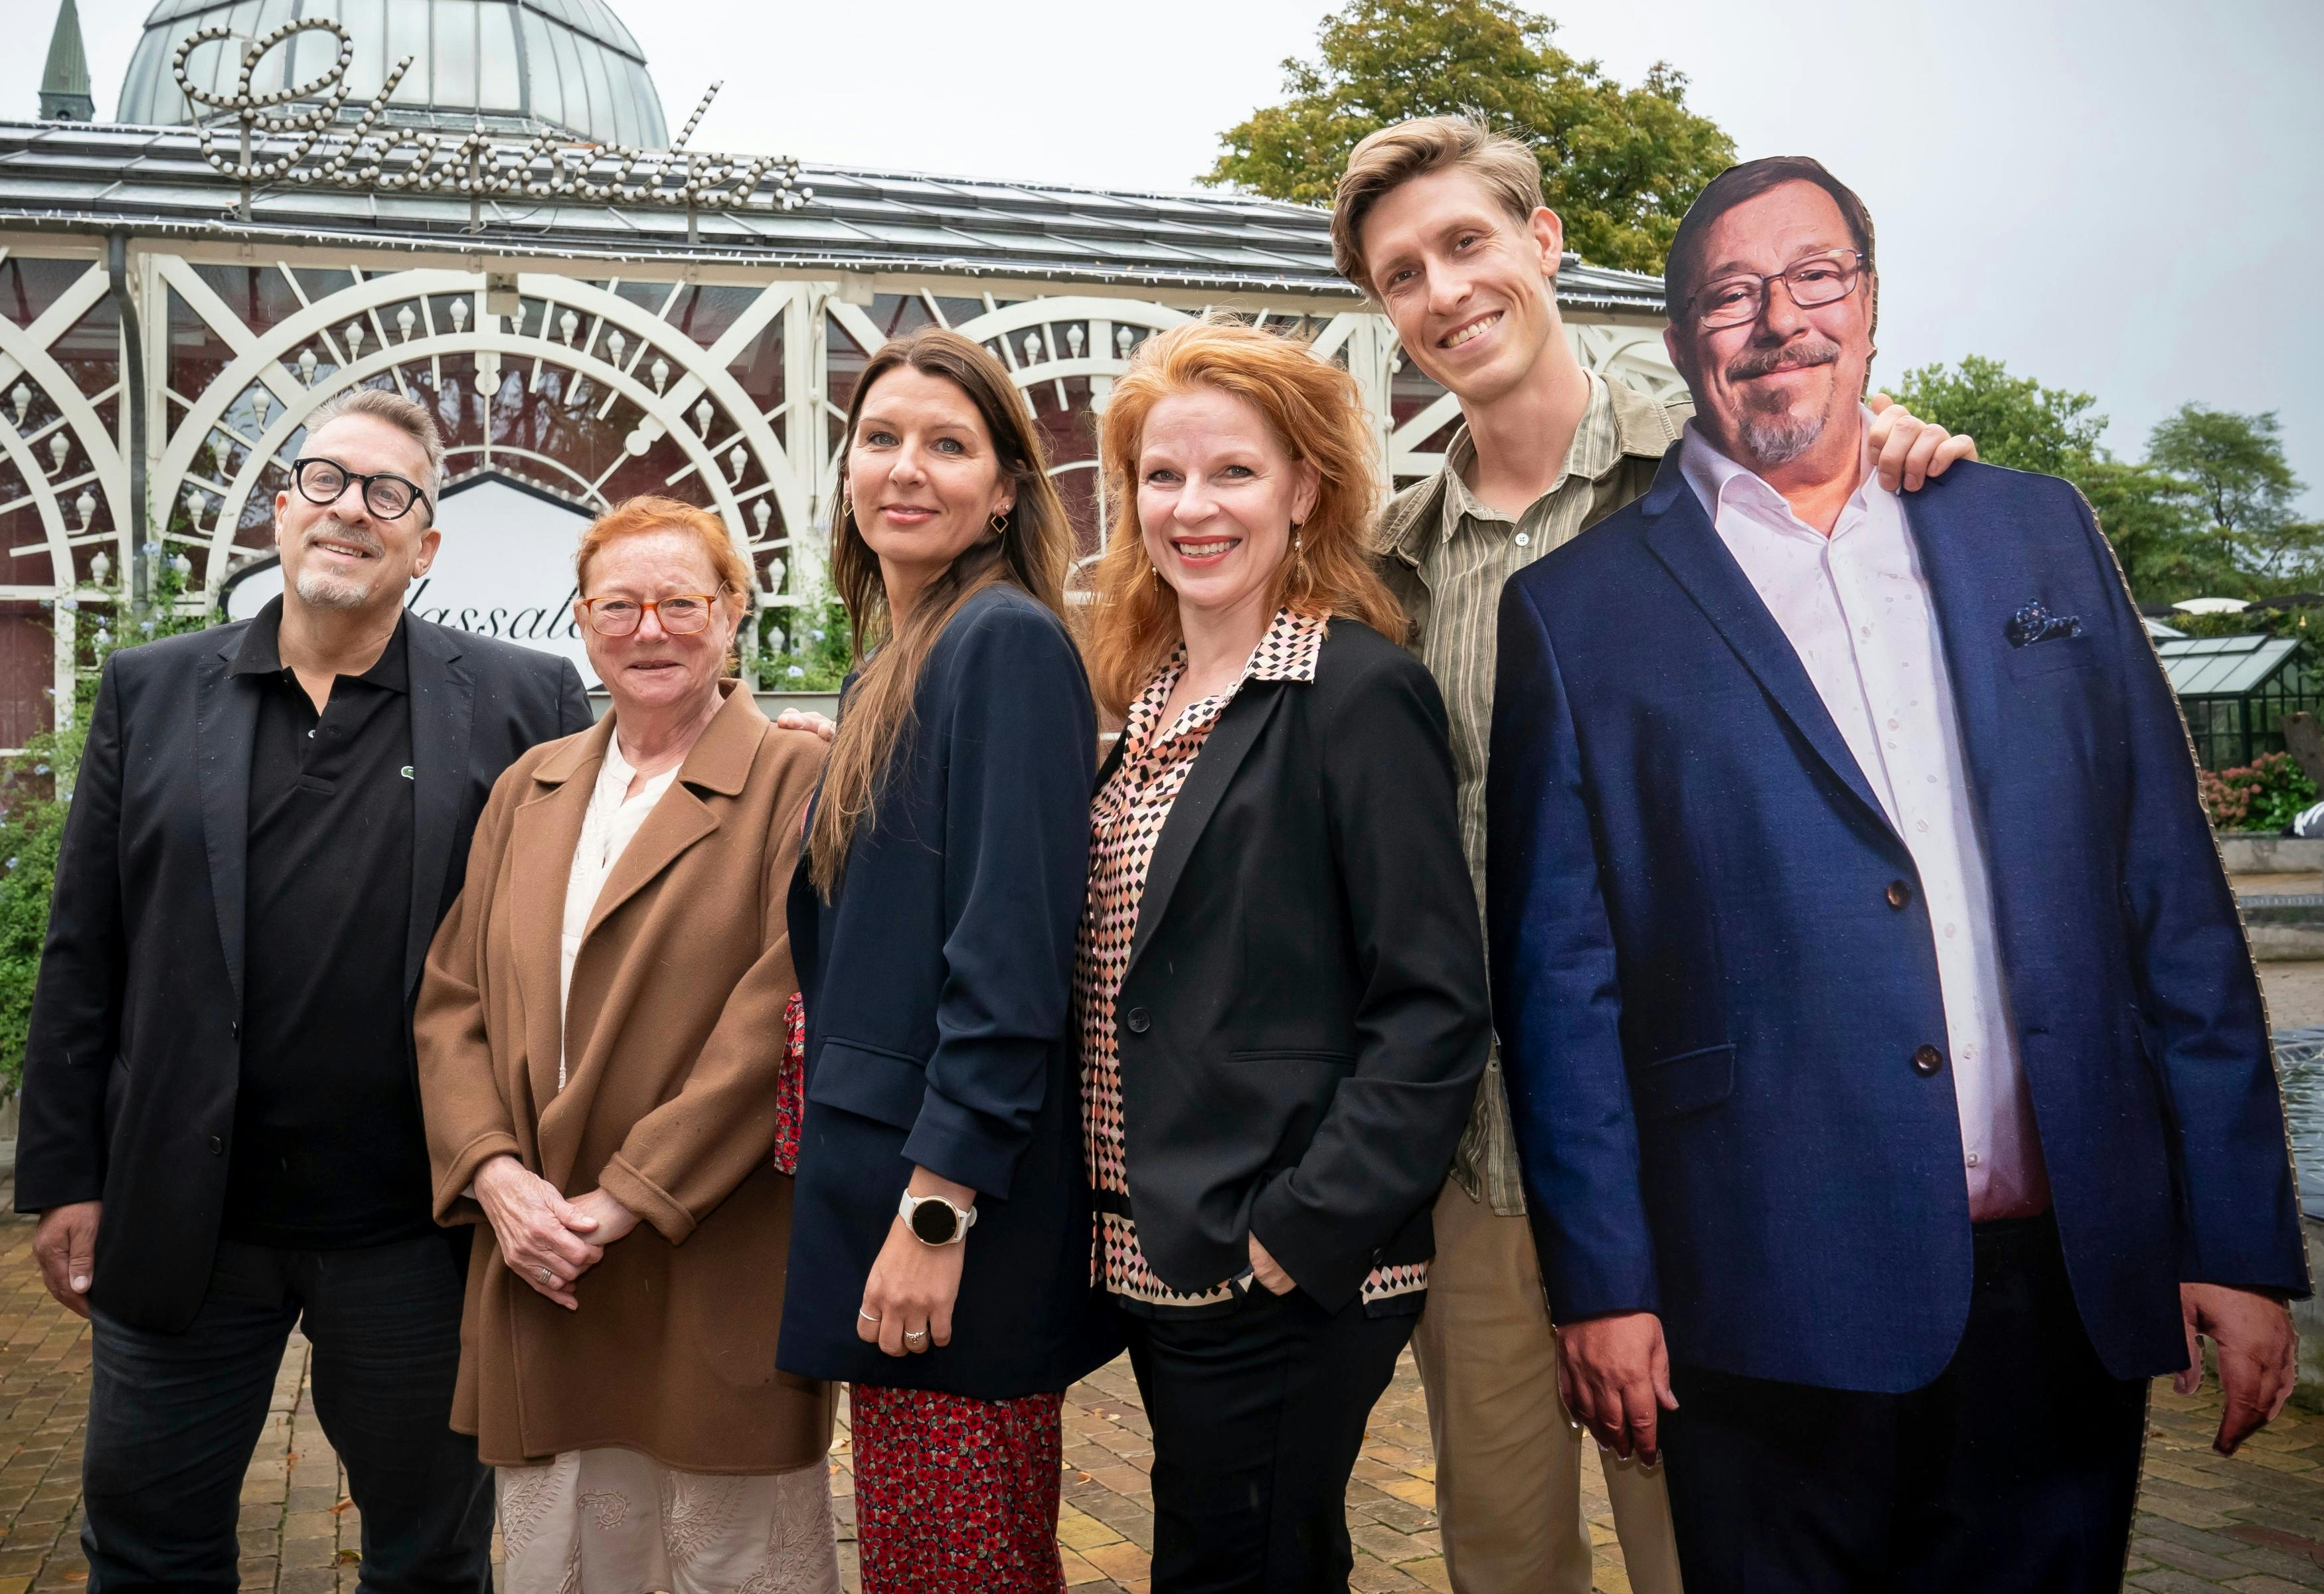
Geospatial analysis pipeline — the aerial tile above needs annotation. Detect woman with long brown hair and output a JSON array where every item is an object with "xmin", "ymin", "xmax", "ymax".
[
  {"xmin": 776, "ymin": 327, "xmax": 1116, "ymax": 1592},
  {"xmin": 1078, "ymin": 319, "xmax": 1489, "ymax": 1591}
]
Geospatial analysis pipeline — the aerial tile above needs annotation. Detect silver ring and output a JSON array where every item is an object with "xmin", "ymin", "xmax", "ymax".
[
  {"xmin": 904, "ymin": 1328, "xmax": 928, "ymax": 1342},
  {"xmin": 537, "ymin": 1268, "xmax": 554, "ymax": 1285},
  {"xmin": 858, "ymin": 1307, "xmax": 880, "ymax": 1323}
]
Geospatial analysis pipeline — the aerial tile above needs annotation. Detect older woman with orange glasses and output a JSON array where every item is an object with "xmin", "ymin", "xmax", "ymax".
[
  {"xmin": 417, "ymin": 495, "xmax": 838, "ymax": 1593},
  {"xmin": 1076, "ymin": 321, "xmax": 1490, "ymax": 1591}
]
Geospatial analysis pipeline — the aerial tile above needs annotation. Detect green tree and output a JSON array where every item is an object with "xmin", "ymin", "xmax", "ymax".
[
  {"xmin": 0, "ymin": 554, "xmax": 210, "ymax": 1091},
  {"xmin": 1204, "ymin": 0, "xmax": 1734, "ymax": 274},
  {"xmin": 1887, "ymin": 356, "xmax": 2238, "ymax": 603},
  {"xmin": 1887, "ymin": 355, "xmax": 2106, "ymax": 477},
  {"xmin": 2147, "ymin": 404, "xmax": 2324, "ymax": 586}
]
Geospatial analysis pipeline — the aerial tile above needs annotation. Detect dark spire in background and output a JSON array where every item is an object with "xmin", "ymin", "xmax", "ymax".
[{"xmin": 40, "ymin": 0, "xmax": 97, "ymax": 123}]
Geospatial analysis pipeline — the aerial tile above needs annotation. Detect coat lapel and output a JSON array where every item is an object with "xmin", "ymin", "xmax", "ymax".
[
  {"xmin": 1125, "ymin": 683, "xmax": 1284, "ymax": 981},
  {"xmin": 1634, "ymin": 453, "xmax": 1900, "ymax": 844},
  {"xmin": 536, "ymin": 688, "xmax": 767, "ymax": 1176},
  {"xmin": 404, "ymin": 619, "xmax": 476, "ymax": 998},
  {"xmin": 193, "ymin": 640, "xmax": 259, "ymax": 1009},
  {"xmin": 509, "ymin": 721, "xmax": 606, "ymax": 1133},
  {"xmin": 1895, "ymin": 481, "xmax": 2008, "ymax": 838}
]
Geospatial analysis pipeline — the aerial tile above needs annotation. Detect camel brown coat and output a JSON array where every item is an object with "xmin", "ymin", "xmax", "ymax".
[{"xmin": 415, "ymin": 684, "xmax": 831, "ymax": 1474}]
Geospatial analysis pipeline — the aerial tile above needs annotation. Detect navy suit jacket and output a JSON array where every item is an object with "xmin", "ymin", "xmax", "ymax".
[
  {"xmin": 778, "ymin": 584, "xmax": 1119, "ymax": 1400},
  {"xmin": 1487, "ymin": 452, "xmax": 2308, "ymax": 1394}
]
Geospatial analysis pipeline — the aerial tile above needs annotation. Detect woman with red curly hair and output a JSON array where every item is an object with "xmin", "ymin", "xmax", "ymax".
[{"xmin": 1078, "ymin": 320, "xmax": 1491, "ymax": 1591}]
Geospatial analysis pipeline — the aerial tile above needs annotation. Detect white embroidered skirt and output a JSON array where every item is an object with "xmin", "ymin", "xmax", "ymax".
[{"xmin": 496, "ymin": 1447, "xmax": 841, "ymax": 1594}]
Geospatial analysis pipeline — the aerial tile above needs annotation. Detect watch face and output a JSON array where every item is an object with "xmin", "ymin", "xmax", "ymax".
[{"xmin": 909, "ymin": 1198, "xmax": 958, "ymax": 1245}]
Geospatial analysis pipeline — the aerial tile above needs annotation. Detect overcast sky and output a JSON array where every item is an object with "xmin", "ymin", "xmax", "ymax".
[{"xmin": 15, "ymin": 0, "xmax": 2321, "ymax": 507}]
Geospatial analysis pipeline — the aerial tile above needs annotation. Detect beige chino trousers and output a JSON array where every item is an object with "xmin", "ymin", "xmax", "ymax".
[{"xmin": 1412, "ymin": 1178, "xmax": 1684, "ymax": 1593}]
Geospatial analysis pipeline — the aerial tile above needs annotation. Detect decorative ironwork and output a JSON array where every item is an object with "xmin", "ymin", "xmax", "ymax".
[{"xmin": 172, "ymin": 19, "xmax": 810, "ymax": 220}]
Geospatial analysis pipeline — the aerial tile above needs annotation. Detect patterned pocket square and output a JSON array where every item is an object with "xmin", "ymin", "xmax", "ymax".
[{"xmin": 2006, "ymin": 601, "xmax": 2085, "ymax": 648}]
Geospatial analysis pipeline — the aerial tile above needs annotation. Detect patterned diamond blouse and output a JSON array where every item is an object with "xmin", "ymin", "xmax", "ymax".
[{"xmin": 1076, "ymin": 605, "xmax": 1427, "ymax": 1316}]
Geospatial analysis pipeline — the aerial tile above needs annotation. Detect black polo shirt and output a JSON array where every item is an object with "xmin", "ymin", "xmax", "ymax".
[{"xmin": 220, "ymin": 600, "xmax": 434, "ymax": 1249}]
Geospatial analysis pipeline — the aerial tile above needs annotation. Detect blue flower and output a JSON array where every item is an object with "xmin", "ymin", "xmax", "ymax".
[
  {"xmin": 33, "ymin": 765, "xmax": 48, "ymax": 775},
  {"xmin": 786, "ymin": 665, "xmax": 805, "ymax": 680}
]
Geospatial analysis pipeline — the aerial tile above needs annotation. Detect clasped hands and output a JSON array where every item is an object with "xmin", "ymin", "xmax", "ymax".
[{"xmin": 473, "ymin": 1153, "xmax": 639, "ymax": 1311}]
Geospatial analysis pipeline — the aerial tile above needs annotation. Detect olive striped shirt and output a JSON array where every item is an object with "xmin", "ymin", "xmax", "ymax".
[{"xmin": 1416, "ymin": 374, "xmax": 1620, "ymax": 1216}]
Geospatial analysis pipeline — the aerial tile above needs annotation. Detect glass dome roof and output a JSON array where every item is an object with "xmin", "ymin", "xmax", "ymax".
[{"xmin": 117, "ymin": 0, "xmax": 670, "ymax": 149}]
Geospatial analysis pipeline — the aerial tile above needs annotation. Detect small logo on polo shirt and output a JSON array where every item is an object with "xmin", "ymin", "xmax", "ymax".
[{"xmin": 401, "ymin": 765, "xmax": 414, "ymax": 780}]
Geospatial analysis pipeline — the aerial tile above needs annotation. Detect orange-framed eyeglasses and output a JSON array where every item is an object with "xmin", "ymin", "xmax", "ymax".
[{"xmin": 577, "ymin": 594, "xmax": 722, "ymax": 637}]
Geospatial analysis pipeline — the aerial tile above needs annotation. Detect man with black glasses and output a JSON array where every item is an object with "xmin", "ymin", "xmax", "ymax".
[{"xmin": 17, "ymin": 388, "xmax": 589, "ymax": 1591}]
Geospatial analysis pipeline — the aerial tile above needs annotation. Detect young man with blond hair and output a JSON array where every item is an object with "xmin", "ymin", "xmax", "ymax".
[{"xmin": 1332, "ymin": 117, "xmax": 1973, "ymax": 1592}]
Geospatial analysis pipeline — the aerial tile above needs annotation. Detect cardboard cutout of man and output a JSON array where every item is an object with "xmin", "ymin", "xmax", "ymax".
[
  {"xmin": 1486, "ymin": 155, "xmax": 2306, "ymax": 1591},
  {"xmin": 1335, "ymin": 118, "xmax": 1975, "ymax": 1592}
]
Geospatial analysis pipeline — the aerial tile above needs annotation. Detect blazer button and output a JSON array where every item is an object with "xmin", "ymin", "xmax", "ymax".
[
  {"xmin": 207, "ymin": 1135, "xmax": 224, "ymax": 1156},
  {"xmin": 1912, "ymin": 1044, "xmax": 1944, "ymax": 1077},
  {"xmin": 229, "ymin": 1020, "xmax": 240, "ymax": 1039},
  {"xmin": 1125, "ymin": 1008, "xmax": 1151, "ymax": 1035},
  {"xmin": 1886, "ymin": 880, "xmax": 1912, "ymax": 910}
]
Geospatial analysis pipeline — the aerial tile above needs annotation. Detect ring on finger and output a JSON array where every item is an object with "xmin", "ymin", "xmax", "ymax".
[
  {"xmin": 537, "ymin": 1267, "xmax": 555, "ymax": 1285},
  {"xmin": 859, "ymin": 1307, "xmax": 881, "ymax": 1324},
  {"xmin": 903, "ymin": 1327, "xmax": 928, "ymax": 1342}
]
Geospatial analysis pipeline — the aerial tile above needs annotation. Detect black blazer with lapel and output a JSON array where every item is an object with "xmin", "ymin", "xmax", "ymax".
[
  {"xmin": 1108, "ymin": 617, "xmax": 1490, "ymax": 1313},
  {"xmin": 14, "ymin": 606, "xmax": 589, "ymax": 1331},
  {"xmin": 779, "ymin": 584, "xmax": 1120, "ymax": 1400}
]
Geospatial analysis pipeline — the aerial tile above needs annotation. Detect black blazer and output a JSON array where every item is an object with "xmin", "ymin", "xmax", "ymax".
[
  {"xmin": 15, "ymin": 612, "xmax": 589, "ymax": 1330},
  {"xmin": 779, "ymin": 584, "xmax": 1119, "ymax": 1400},
  {"xmin": 1106, "ymin": 618, "xmax": 1489, "ymax": 1313}
]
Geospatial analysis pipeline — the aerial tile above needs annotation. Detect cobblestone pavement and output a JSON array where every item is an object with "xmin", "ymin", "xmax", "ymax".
[{"xmin": 0, "ymin": 1216, "xmax": 2318, "ymax": 1593}]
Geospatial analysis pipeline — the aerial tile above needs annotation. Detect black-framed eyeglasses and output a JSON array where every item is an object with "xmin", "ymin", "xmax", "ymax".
[
  {"xmin": 1690, "ymin": 250, "xmax": 1867, "ymax": 331},
  {"xmin": 291, "ymin": 457, "xmax": 432, "ymax": 522}
]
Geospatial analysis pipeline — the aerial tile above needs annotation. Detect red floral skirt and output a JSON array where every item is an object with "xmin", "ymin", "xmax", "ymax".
[{"xmin": 848, "ymin": 1384, "xmax": 1066, "ymax": 1594}]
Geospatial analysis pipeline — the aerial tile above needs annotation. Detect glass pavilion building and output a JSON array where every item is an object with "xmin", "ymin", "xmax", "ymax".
[{"xmin": 0, "ymin": 0, "xmax": 1679, "ymax": 743}]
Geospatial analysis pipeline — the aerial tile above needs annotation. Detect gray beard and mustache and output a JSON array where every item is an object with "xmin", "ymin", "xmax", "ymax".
[
  {"xmin": 293, "ymin": 517, "xmax": 386, "ymax": 609},
  {"xmin": 1725, "ymin": 337, "xmax": 1843, "ymax": 467}
]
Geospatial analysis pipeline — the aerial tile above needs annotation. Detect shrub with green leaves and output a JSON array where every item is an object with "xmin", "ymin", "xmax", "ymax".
[{"xmin": 2199, "ymin": 750, "xmax": 2319, "ymax": 834}]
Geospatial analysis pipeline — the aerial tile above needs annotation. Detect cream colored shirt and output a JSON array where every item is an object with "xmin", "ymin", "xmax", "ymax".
[{"xmin": 558, "ymin": 738, "xmax": 678, "ymax": 1091}]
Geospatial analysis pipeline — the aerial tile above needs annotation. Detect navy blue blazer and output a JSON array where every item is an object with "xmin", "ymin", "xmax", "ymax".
[
  {"xmin": 1487, "ymin": 453, "xmax": 2308, "ymax": 1394},
  {"xmin": 777, "ymin": 584, "xmax": 1118, "ymax": 1399}
]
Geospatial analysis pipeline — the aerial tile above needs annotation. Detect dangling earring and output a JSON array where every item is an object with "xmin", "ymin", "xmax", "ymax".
[{"xmin": 989, "ymin": 512, "xmax": 1008, "ymax": 540}]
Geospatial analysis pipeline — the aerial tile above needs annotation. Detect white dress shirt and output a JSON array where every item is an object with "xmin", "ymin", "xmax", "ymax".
[
  {"xmin": 558, "ymin": 737, "xmax": 679, "ymax": 1091},
  {"xmin": 1679, "ymin": 418, "xmax": 2048, "ymax": 1220}
]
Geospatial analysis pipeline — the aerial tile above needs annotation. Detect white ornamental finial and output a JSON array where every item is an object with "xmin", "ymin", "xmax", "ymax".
[
  {"xmin": 76, "ymin": 490, "xmax": 96, "ymax": 531},
  {"xmin": 650, "ymin": 357, "xmax": 669, "ymax": 394},
  {"xmin": 449, "ymin": 299, "xmax": 469, "ymax": 333},
  {"xmin": 48, "ymin": 434, "xmax": 68, "ymax": 474},
  {"xmin": 297, "ymin": 347, "xmax": 318, "ymax": 385},
  {"xmin": 695, "ymin": 400, "xmax": 713, "ymax": 437},
  {"xmin": 752, "ymin": 500, "xmax": 771, "ymax": 536},
  {"xmin": 397, "ymin": 305, "xmax": 416, "ymax": 342},
  {"xmin": 608, "ymin": 330, "xmax": 627, "ymax": 366},
  {"xmin": 345, "ymin": 320, "xmax": 365, "ymax": 359},
  {"xmin": 727, "ymin": 445, "xmax": 747, "ymax": 484},
  {"xmin": 1116, "ymin": 326, "xmax": 1134, "ymax": 357},
  {"xmin": 7, "ymin": 384, "xmax": 27, "ymax": 427},
  {"xmin": 252, "ymin": 388, "xmax": 272, "ymax": 428},
  {"xmin": 1066, "ymin": 325, "xmax": 1084, "ymax": 357}
]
